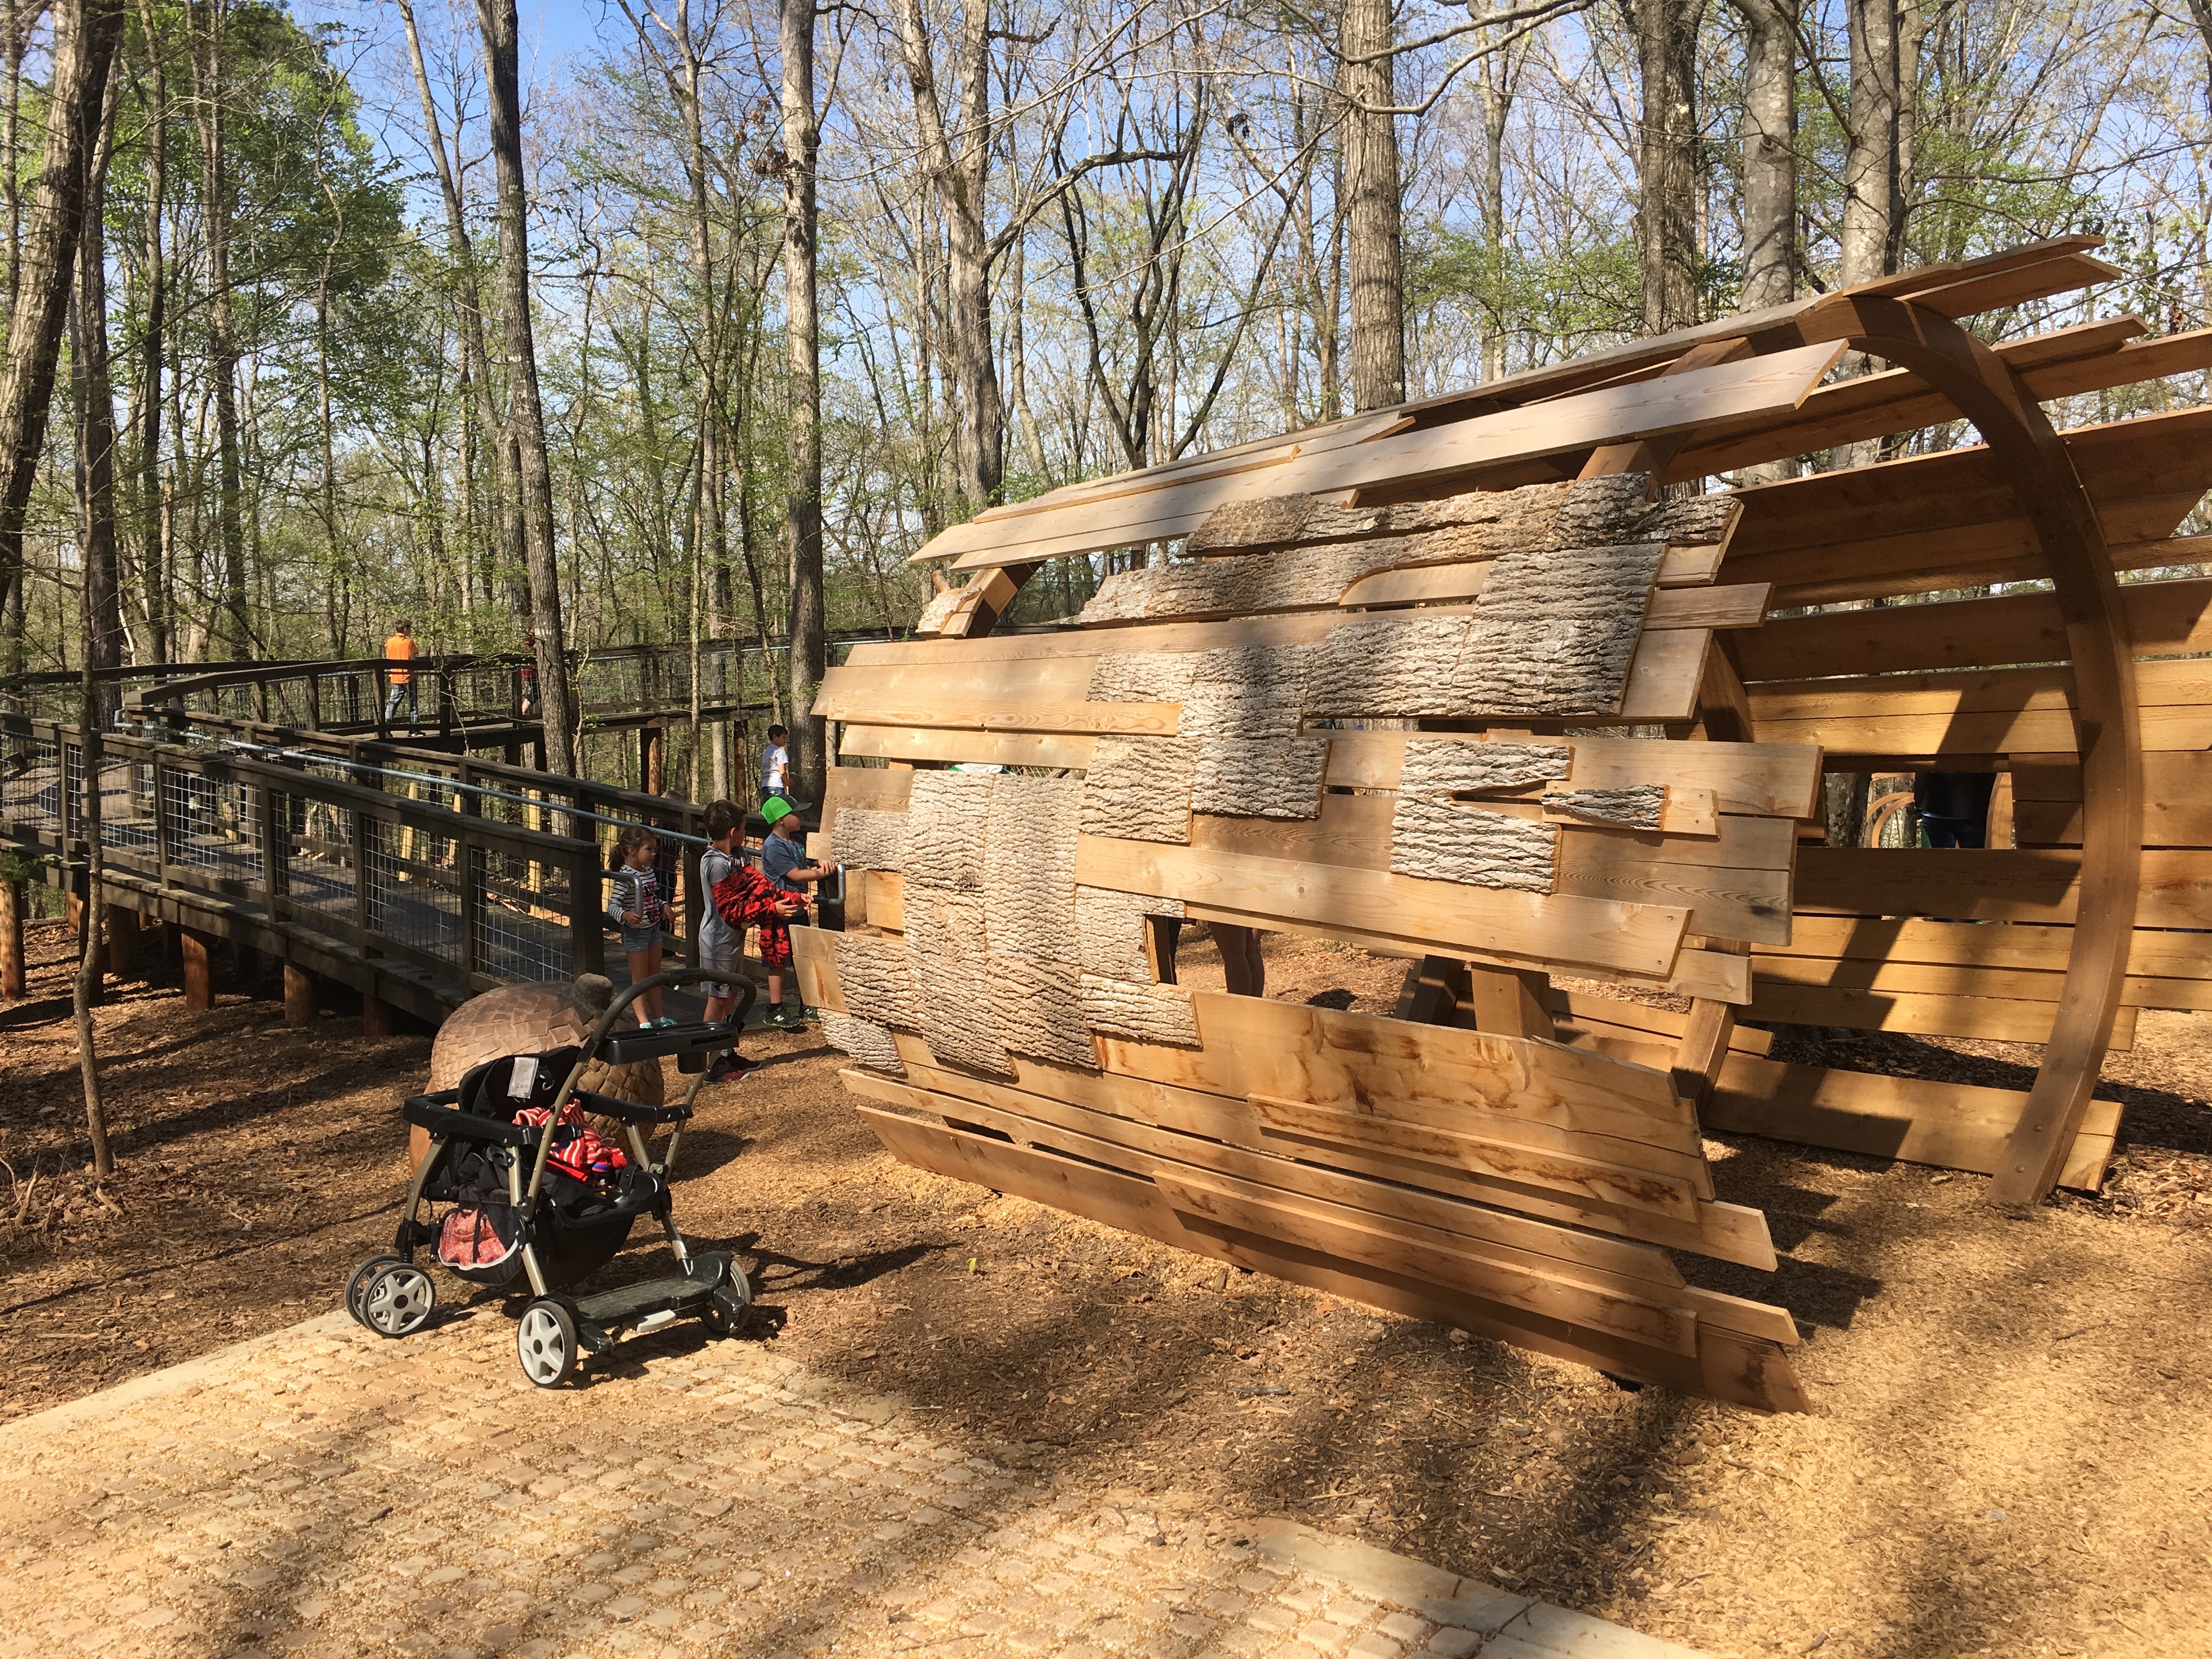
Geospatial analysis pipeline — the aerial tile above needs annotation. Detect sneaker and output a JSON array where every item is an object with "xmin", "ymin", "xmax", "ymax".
[
  {"xmin": 764, "ymin": 1007, "xmax": 807, "ymax": 1032},
  {"xmin": 707, "ymin": 1053, "xmax": 757, "ymax": 1084}
]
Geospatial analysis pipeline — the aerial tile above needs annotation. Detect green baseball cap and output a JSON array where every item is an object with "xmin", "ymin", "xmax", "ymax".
[{"xmin": 760, "ymin": 797, "xmax": 794, "ymax": 827}]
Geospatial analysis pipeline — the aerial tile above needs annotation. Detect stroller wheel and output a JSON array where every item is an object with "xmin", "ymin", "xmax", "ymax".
[
  {"xmin": 345, "ymin": 1256, "xmax": 402, "ymax": 1327},
  {"xmin": 359, "ymin": 1263, "xmax": 437, "ymax": 1338},
  {"xmin": 698, "ymin": 1270, "xmax": 753, "ymax": 1338},
  {"xmin": 517, "ymin": 1300, "xmax": 580, "ymax": 1387}
]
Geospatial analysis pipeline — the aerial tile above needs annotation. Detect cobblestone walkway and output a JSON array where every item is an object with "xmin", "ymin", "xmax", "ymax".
[{"xmin": 0, "ymin": 1304, "xmax": 1704, "ymax": 1659}]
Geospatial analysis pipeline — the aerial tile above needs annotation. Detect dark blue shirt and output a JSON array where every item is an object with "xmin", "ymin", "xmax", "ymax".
[{"xmin": 761, "ymin": 828, "xmax": 810, "ymax": 894}]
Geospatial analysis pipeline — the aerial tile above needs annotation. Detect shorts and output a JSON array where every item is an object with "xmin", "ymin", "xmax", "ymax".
[
  {"xmin": 699, "ymin": 947, "xmax": 740, "ymax": 1003},
  {"xmin": 618, "ymin": 923, "xmax": 661, "ymax": 956},
  {"xmin": 755, "ymin": 921, "xmax": 794, "ymax": 970}
]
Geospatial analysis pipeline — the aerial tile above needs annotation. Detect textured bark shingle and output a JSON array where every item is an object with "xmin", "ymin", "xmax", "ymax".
[
  {"xmin": 1081, "ymin": 737, "xmax": 1197, "ymax": 843},
  {"xmin": 1306, "ymin": 616, "xmax": 1471, "ymax": 717},
  {"xmin": 1088, "ymin": 651, "xmax": 1198, "ymax": 705},
  {"xmin": 987, "ymin": 954, "xmax": 1097, "ymax": 1069},
  {"xmin": 1400, "ymin": 739, "xmax": 1571, "ymax": 794},
  {"xmin": 1177, "ymin": 643, "xmax": 1314, "ymax": 738},
  {"xmin": 983, "ymin": 775, "xmax": 1081, "ymax": 958},
  {"xmin": 1080, "ymin": 974, "xmax": 1201, "ymax": 1047},
  {"xmin": 903, "ymin": 883, "xmax": 1012, "ymax": 1076},
  {"xmin": 1077, "ymin": 544, "xmax": 1386, "ymax": 623},
  {"xmin": 832, "ymin": 932, "xmax": 920, "ymax": 1030},
  {"xmin": 1451, "ymin": 614, "xmax": 1645, "ymax": 718},
  {"xmin": 830, "ymin": 807, "xmax": 910, "ymax": 873},
  {"xmin": 1547, "ymin": 471, "xmax": 1654, "ymax": 548},
  {"xmin": 816, "ymin": 1008, "xmax": 905, "ymax": 1075},
  {"xmin": 912, "ymin": 585, "xmax": 967, "ymax": 635},
  {"xmin": 1188, "ymin": 480, "xmax": 1573, "ymax": 553},
  {"xmin": 905, "ymin": 771, "xmax": 997, "ymax": 890},
  {"xmin": 1192, "ymin": 737, "xmax": 1329, "ymax": 819},
  {"xmin": 1076, "ymin": 884, "xmax": 1186, "ymax": 981},
  {"xmin": 1390, "ymin": 794, "xmax": 1559, "ymax": 891},
  {"xmin": 1547, "ymin": 784, "xmax": 1667, "ymax": 830},
  {"xmin": 1474, "ymin": 542, "xmax": 1668, "ymax": 624}
]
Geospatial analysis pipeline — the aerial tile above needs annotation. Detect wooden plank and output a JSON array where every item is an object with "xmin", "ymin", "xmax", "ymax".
[
  {"xmin": 1321, "ymin": 731, "xmax": 1821, "ymax": 819},
  {"xmin": 1242, "ymin": 1092, "xmax": 1708, "ymax": 1219},
  {"xmin": 836, "ymin": 725, "xmax": 1098, "ymax": 770},
  {"xmin": 811, "ymin": 693, "xmax": 1182, "ymax": 737},
  {"xmin": 1786, "ymin": 847, "xmax": 2212, "ymax": 928},
  {"xmin": 1702, "ymin": 1053, "xmax": 2120, "ymax": 1191},
  {"xmin": 1177, "ymin": 900, "xmax": 1755, "ymax": 1004},
  {"xmin": 1545, "ymin": 988, "xmax": 1775, "ymax": 1053},
  {"xmin": 1750, "ymin": 951, "xmax": 2212, "ymax": 1009},
  {"xmin": 926, "ymin": 345, "xmax": 1844, "ymax": 571},
  {"xmin": 1074, "ymin": 834, "xmax": 1691, "ymax": 979},
  {"xmin": 1747, "ymin": 658, "xmax": 2212, "ymax": 757},
  {"xmin": 820, "ymin": 766, "xmax": 914, "ymax": 840},
  {"xmin": 1670, "ymin": 318, "xmax": 2192, "ymax": 478},
  {"xmin": 884, "ymin": 1042, "xmax": 1777, "ymax": 1267},
  {"xmin": 1737, "ymin": 575, "xmax": 2212, "ymax": 682},
  {"xmin": 2012, "ymin": 750, "xmax": 2212, "ymax": 848},
  {"xmin": 1152, "ymin": 1167, "xmax": 1697, "ymax": 1353},
  {"xmin": 1338, "ymin": 559, "xmax": 1745, "ymax": 614},
  {"xmin": 1758, "ymin": 911, "xmax": 2212, "ymax": 982},
  {"xmin": 869, "ymin": 1063, "xmax": 1787, "ymax": 1334},
  {"xmin": 1745, "ymin": 980, "xmax": 2139, "ymax": 1046},
  {"xmin": 1619, "ymin": 628, "xmax": 1711, "ymax": 721},
  {"xmin": 854, "ymin": 1105, "xmax": 1804, "ymax": 1410},
  {"xmin": 880, "ymin": 1054, "xmax": 1755, "ymax": 1276}
]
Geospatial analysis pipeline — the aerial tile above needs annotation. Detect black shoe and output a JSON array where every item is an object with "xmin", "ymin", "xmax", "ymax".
[
  {"xmin": 708, "ymin": 1053, "xmax": 757, "ymax": 1084},
  {"xmin": 763, "ymin": 1007, "xmax": 808, "ymax": 1032}
]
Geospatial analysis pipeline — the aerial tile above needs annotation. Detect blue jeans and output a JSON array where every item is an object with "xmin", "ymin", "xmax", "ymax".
[{"xmin": 385, "ymin": 680, "xmax": 416, "ymax": 725}]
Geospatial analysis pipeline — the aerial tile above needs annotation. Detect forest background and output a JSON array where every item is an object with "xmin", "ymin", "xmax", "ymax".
[{"xmin": 1, "ymin": 0, "xmax": 2209, "ymax": 795}]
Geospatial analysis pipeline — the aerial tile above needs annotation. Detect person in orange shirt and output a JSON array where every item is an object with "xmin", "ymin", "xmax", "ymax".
[{"xmin": 383, "ymin": 619, "xmax": 419, "ymax": 727}]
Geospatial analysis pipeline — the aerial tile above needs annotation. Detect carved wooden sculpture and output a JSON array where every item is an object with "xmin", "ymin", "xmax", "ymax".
[{"xmin": 793, "ymin": 238, "xmax": 2212, "ymax": 1410}]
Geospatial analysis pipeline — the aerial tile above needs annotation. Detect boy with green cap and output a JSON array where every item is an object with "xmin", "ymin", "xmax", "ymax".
[{"xmin": 758, "ymin": 796, "xmax": 839, "ymax": 1030}]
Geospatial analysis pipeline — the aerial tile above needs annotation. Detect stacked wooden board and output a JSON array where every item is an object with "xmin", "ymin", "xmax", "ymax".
[{"xmin": 803, "ymin": 238, "xmax": 2212, "ymax": 1411}]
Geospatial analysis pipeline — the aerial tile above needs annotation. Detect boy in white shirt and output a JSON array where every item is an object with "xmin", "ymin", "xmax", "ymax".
[{"xmin": 760, "ymin": 724, "xmax": 792, "ymax": 805}]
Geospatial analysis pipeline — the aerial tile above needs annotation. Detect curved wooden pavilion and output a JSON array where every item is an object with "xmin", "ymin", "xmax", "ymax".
[{"xmin": 791, "ymin": 238, "xmax": 2212, "ymax": 1411}]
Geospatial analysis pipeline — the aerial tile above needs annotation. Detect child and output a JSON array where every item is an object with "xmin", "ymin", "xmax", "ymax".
[
  {"xmin": 698, "ymin": 800, "xmax": 761, "ymax": 1082},
  {"xmin": 758, "ymin": 797, "xmax": 838, "ymax": 1031},
  {"xmin": 760, "ymin": 723, "xmax": 792, "ymax": 806},
  {"xmin": 704, "ymin": 809, "xmax": 806, "ymax": 1078},
  {"xmin": 608, "ymin": 825, "xmax": 675, "ymax": 1026}
]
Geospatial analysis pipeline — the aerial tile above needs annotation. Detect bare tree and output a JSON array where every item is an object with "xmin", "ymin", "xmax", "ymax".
[
  {"xmin": 1342, "ymin": 0, "xmax": 1405, "ymax": 408},
  {"xmin": 781, "ymin": 0, "xmax": 828, "ymax": 792},
  {"xmin": 475, "ymin": 0, "xmax": 578, "ymax": 774},
  {"xmin": 1733, "ymin": 0, "xmax": 1795, "ymax": 312},
  {"xmin": 1628, "ymin": 0, "xmax": 1706, "ymax": 332},
  {"xmin": 0, "ymin": 0, "xmax": 121, "ymax": 659}
]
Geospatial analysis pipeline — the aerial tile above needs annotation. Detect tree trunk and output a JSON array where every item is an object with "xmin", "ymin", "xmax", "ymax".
[
  {"xmin": 1341, "ymin": 0, "xmax": 1404, "ymax": 410},
  {"xmin": 782, "ymin": 0, "xmax": 828, "ymax": 793},
  {"xmin": 896, "ymin": 0, "xmax": 1003, "ymax": 512},
  {"xmin": 1474, "ymin": 44, "xmax": 1514, "ymax": 382},
  {"xmin": 4, "ymin": 0, "xmax": 28, "ymax": 317},
  {"xmin": 1841, "ymin": 0, "xmax": 1897, "ymax": 289},
  {"xmin": 134, "ymin": 0, "xmax": 167, "ymax": 662},
  {"xmin": 400, "ymin": 0, "xmax": 526, "ymax": 626},
  {"xmin": 1734, "ymin": 0, "xmax": 1796, "ymax": 312},
  {"xmin": 0, "ymin": 0, "xmax": 119, "ymax": 647},
  {"xmin": 1630, "ymin": 0, "xmax": 1707, "ymax": 335},
  {"xmin": 69, "ymin": 66, "xmax": 120, "ymax": 723},
  {"xmin": 190, "ymin": 3, "xmax": 247, "ymax": 657},
  {"xmin": 475, "ymin": 0, "xmax": 576, "ymax": 774}
]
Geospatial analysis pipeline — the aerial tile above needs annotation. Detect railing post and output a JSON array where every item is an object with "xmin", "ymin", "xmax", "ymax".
[
  {"xmin": 353, "ymin": 806, "xmax": 373, "ymax": 956},
  {"xmin": 257, "ymin": 775, "xmax": 285, "ymax": 926},
  {"xmin": 305, "ymin": 673, "xmax": 321, "ymax": 732},
  {"xmin": 152, "ymin": 753, "xmax": 173, "ymax": 893},
  {"xmin": 461, "ymin": 830, "xmax": 483, "ymax": 984},
  {"xmin": 569, "ymin": 846, "xmax": 605, "ymax": 979}
]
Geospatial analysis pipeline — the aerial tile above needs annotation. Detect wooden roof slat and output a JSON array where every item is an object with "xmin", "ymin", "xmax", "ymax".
[{"xmin": 927, "ymin": 342, "xmax": 1842, "ymax": 570}]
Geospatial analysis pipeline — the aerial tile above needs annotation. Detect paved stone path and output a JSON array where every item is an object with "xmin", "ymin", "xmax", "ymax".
[{"xmin": 0, "ymin": 1303, "xmax": 1705, "ymax": 1659}]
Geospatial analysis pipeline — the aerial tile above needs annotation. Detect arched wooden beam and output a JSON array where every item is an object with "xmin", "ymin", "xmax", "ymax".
[{"xmin": 1779, "ymin": 295, "xmax": 2143, "ymax": 1204}]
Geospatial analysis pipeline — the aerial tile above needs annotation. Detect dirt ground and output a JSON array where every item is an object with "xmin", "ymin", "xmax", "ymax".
[{"xmin": 4, "ymin": 918, "xmax": 2210, "ymax": 1659}]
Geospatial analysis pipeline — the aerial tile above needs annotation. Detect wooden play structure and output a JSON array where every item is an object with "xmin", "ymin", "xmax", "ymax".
[{"xmin": 789, "ymin": 238, "xmax": 2212, "ymax": 1412}]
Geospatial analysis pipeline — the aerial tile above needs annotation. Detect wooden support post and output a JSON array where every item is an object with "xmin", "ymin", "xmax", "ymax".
[
  {"xmin": 1463, "ymin": 964, "xmax": 1554, "ymax": 1040},
  {"xmin": 1393, "ymin": 955, "xmax": 1472, "ymax": 1025},
  {"xmin": 362, "ymin": 994, "xmax": 395, "ymax": 1038},
  {"xmin": 1670, "ymin": 998, "xmax": 1739, "ymax": 1111},
  {"xmin": 104, "ymin": 904, "xmax": 137, "ymax": 979},
  {"xmin": 640, "ymin": 726, "xmax": 665, "ymax": 796},
  {"xmin": 0, "ymin": 880, "xmax": 24, "ymax": 1000},
  {"xmin": 178, "ymin": 926, "xmax": 213, "ymax": 1011},
  {"xmin": 283, "ymin": 961, "xmax": 317, "ymax": 1025}
]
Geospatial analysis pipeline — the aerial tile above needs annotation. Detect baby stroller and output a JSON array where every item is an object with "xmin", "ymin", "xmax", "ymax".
[{"xmin": 345, "ymin": 968, "xmax": 756, "ymax": 1387}]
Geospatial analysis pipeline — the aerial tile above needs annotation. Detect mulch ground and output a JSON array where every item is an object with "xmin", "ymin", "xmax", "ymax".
[{"xmin": 4, "ymin": 918, "xmax": 2209, "ymax": 1659}]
